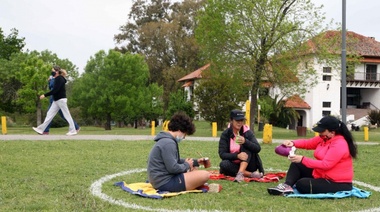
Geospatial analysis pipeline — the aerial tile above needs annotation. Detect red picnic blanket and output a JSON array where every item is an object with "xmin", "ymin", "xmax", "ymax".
[{"xmin": 208, "ymin": 170, "xmax": 286, "ymax": 183}]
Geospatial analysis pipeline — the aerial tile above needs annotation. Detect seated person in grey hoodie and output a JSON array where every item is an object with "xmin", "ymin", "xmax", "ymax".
[{"xmin": 147, "ymin": 112, "xmax": 210, "ymax": 192}]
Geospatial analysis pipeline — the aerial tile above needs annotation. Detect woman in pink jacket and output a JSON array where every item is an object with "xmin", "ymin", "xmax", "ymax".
[{"xmin": 268, "ymin": 116, "xmax": 357, "ymax": 195}]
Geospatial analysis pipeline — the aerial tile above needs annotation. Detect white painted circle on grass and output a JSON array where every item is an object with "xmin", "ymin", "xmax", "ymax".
[
  {"xmin": 90, "ymin": 168, "xmax": 380, "ymax": 212},
  {"xmin": 89, "ymin": 168, "xmax": 225, "ymax": 212}
]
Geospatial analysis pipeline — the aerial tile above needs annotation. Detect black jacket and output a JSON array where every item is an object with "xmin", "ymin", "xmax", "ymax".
[
  {"xmin": 44, "ymin": 75, "xmax": 67, "ymax": 101},
  {"xmin": 218, "ymin": 125, "xmax": 265, "ymax": 174}
]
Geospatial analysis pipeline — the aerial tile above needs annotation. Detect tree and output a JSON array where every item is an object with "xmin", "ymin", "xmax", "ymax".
[
  {"xmin": 11, "ymin": 50, "xmax": 79, "ymax": 125},
  {"xmin": 259, "ymin": 94, "xmax": 300, "ymax": 128},
  {"xmin": 0, "ymin": 28, "xmax": 26, "ymax": 113},
  {"xmin": 71, "ymin": 50, "xmax": 163, "ymax": 130},
  {"xmin": 15, "ymin": 52, "xmax": 51, "ymax": 124},
  {"xmin": 114, "ymin": 0, "xmax": 206, "ymax": 110},
  {"xmin": 0, "ymin": 28, "xmax": 25, "ymax": 60},
  {"xmin": 196, "ymin": 0, "xmax": 329, "ymax": 130},
  {"xmin": 166, "ymin": 90, "xmax": 195, "ymax": 120},
  {"xmin": 194, "ymin": 66, "xmax": 248, "ymax": 130}
]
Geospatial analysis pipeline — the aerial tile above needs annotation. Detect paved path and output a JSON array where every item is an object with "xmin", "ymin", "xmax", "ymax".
[{"xmin": 0, "ymin": 134, "xmax": 378, "ymax": 145}]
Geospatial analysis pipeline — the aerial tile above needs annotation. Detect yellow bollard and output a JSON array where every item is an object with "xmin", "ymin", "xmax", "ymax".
[
  {"xmin": 1, "ymin": 116, "xmax": 7, "ymax": 135},
  {"xmin": 262, "ymin": 124, "xmax": 272, "ymax": 144},
  {"xmin": 151, "ymin": 121, "xmax": 155, "ymax": 136},
  {"xmin": 162, "ymin": 120, "xmax": 169, "ymax": 131},
  {"xmin": 364, "ymin": 126, "xmax": 369, "ymax": 141},
  {"xmin": 245, "ymin": 100, "xmax": 250, "ymax": 127},
  {"xmin": 212, "ymin": 122, "xmax": 217, "ymax": 137}
]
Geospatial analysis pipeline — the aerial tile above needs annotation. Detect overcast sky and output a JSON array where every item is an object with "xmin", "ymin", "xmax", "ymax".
[{"xmin": 1, "ymin": 0, "xmax": 379, "ymax": 74}]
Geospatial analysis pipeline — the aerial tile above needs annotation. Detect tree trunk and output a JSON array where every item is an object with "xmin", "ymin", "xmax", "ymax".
[
  {"xmin": 36, "ymin": 99, "xmax": 42, "ymax": 126},
  {"xmin": 105, "ymin": 113, "xmax": 111, "ymax": 130},
  {"xmin": 250, "ymin": 53, "xmax": 267, "ymax": 133},
  {"xmin": 217, "ymin": 121, "xmax": 226, "ymax": 132}
]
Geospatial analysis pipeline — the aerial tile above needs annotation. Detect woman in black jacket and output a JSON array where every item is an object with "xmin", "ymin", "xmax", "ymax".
[
  {"xmin": 32, "ymin": 66, "xmax": 77, "ymax": 136},
  {"xmin": 218, "ymin": 109, "xmax": 264, "ymax": 182}
]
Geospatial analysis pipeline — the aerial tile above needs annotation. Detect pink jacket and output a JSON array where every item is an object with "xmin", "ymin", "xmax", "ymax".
[{"xmin": 293, "ymin": 135, "xmax": 353, "ymax": 183}]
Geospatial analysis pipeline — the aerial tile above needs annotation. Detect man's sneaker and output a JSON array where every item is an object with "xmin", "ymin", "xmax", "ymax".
[
  {"xmin": 208, "ymin": 183, "xmax": 222, "ymax": 193},
  {"xmin": 66, "ymin": 131, "xmax": 77, "ymax": 136},
  {"xmin": 267, "ymin": 183, "xmax": 294, "ymax": 195},
  {"xmin": 32, "ymin": 127, "xmax": 43, "ymax": 135},
  {"xmin": 234, "ymin": 172, "xmax": 245, "ymax": 183},
  {"xmin": 250, "ymin": 171, "xmax": 263, "ymax": 178}
]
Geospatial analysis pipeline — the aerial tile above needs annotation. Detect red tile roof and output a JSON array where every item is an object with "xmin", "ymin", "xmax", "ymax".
[
  {"xmin": 360, "ymin": 57, "xmax": 380, "ymax": 63},
  {"xmin": 177, "ymin": 63, "xmax": 210, "ymax": 82},
  {"xmin": 284, "ymin": 95, "xmax": 311, "ymax": 109},
  {"xmin": 308, "ymin": 31, "xmax": 380, "ymax": 57}
]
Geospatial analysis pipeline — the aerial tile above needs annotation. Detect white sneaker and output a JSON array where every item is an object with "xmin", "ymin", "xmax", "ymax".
[
  {"xmin": 234, "ymin": 172, "xmax": 245, "ymax": 183},
  {"xmin": 250, "ymin": 171, "xmax": 263, "ymax": 178},
  {"xmin": 32, "ymin": 127, "xmax": 43, "ymax": 135},
  {"xmin": 66, "ymin": 131, "xmax": 77, "ymax": 136}
]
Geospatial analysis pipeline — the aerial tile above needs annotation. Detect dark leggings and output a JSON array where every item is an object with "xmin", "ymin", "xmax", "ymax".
[
  {"xmin": 219, "ymin": 149, "xmax": 258, "ymax": 177},
  {"xmin": 285, "ymin": 162, "xmax": 352, "ymax": 194}
]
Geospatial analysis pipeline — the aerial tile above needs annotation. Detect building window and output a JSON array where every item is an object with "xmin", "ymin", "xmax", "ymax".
[
  {"xmin": 323, "ymin": 67, "xmax": 332, "ymax": 73},
  {"xmin": 322, "ymin": 102, "xmax": 331, "ymax": 108},
  {"xmin": 366, "ymin": 64, "xmax": 377, "ymax": 81},
  {"xmin": 322, "ymin": 111, "xmax": 331, "ymax": 116},
  {"xmin": 323, "ymin": 75, "xmax": 332, "ymax": 81}
]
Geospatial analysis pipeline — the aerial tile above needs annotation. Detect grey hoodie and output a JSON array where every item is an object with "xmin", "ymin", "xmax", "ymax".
[{"xmin": 147, "ymin": 131, "xmax": 190, "ymax": 189}]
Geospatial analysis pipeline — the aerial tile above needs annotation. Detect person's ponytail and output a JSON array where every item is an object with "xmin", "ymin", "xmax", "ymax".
[{"xmin": 337, "ymin": 121, "xmax": 357, "ymax": 158}]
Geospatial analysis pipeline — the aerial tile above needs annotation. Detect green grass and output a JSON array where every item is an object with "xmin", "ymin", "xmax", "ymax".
[
  {"xmin": 0, "ymin": 139, "xmax": 379, "ymax": 211},
  {"xmin": 4, "ymin": 120, "xmax": 380, "ymax": 142}
]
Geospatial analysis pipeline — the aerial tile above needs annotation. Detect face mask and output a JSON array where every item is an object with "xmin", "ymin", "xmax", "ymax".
[
  {"xmin": 319, "ymin": 135, "xmax": 330, "ymax": 141},
  {"xmin": 51, "ymin": 71, "xmax": 56, "ymax": 77},
  {"xmin": 175, "ymin": 135, "xmax": 184, "ymax": 143}
]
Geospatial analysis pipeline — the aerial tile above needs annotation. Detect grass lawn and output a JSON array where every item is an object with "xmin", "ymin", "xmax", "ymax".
[
  {"xmin": 1, "ymin": 121, "xmax": 379, "ymax": 211},
  {"xmin": 0, "ymin": 137, "xmax": 379, "ymax": 211}
]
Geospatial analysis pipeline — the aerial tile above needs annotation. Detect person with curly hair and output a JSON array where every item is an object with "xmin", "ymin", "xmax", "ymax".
[{"xmin": 147, "ymin": 112, "xmax": 211, "ymax": 192}]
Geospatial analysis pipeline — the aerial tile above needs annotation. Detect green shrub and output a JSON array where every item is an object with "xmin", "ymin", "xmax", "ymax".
[{"xmin": 368, "ymin": 109, "xmax": 380, "ymax": 125}]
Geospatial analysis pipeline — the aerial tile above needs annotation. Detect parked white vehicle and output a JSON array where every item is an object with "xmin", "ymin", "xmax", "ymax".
[{"xmin": 347, "ymin": 116, "xmax": 371, "ymax": 131}]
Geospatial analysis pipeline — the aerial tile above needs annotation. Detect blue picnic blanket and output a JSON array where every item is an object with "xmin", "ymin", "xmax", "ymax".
[{"xmin": 286, "ymin": 186, "xmax": 371, "ymax": 199}]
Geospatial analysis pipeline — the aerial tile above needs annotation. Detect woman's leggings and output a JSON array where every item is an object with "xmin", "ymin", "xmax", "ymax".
[
  {"xmin": 285, "ymin": 162, "xmax": 352, "ymax": 194},
  {"xmin": 219, "ymin": 150, "xmax": 259, "ymax": 177}
]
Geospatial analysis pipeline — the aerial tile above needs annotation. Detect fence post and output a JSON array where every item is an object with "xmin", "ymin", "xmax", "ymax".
[
  {"xmin": 245, "ymin": 100, "xmax": 250, "ymax": 127},
  {"xmin": 364, "ymin": 126, "xmax": 369, "ymax": 141},
  {"xmin": 162, "ymin": 120, "xmax": 169, "ymax": 131},
  {"xmin": 262, "ymin": 124, "xmax": 272, "ymax": 144},
  {"xmin": 1, "ymin": 116, "xmax": 6, "ymax": 135},
  {"xmin": 212, "ymin": 122, "xmax": 217, "ymax": 137},
  {"xmin": 151, "ymin": 121, "xmax": 155, "ymax": 136}
]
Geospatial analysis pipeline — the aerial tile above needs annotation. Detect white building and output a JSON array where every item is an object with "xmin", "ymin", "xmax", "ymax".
[
  {"xmin": 281, "ymin": 31, "xmax": 380, "ymax": 129},
  {"xmin": 178, "ymin": 31, "xmax": 380, "ymax": 129}
]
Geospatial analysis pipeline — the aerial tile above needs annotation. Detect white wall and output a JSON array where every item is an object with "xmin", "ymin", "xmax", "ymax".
[
  {"xmin": 303, "ymin": 58, "xmax": 342, "ymax": 128},
  {"xmin": 362, "ymin": 88, "xmax": 380, "ymax": 109}
]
